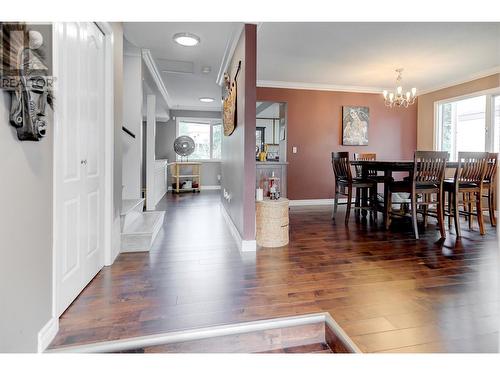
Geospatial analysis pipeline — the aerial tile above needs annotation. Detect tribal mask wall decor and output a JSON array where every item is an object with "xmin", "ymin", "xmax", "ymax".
[{"xmin": 1, "ymin": 23, "xmax": 54, "ymax": 141}]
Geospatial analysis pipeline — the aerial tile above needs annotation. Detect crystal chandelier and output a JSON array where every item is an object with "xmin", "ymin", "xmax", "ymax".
[{"xmin": 383, "ymin": 68, "xmax": 417, "ymax": 108}]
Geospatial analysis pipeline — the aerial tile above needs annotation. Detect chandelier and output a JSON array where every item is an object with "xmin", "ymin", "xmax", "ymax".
[{"xmin": 383, "ymin": 68, "xmax": 417, "ymax": 108}]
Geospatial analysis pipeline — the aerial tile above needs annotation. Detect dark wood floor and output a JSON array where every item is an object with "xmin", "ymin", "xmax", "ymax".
[{"xmin": 49, "ymin": 191, "xmax": 500, "ymax": 352}]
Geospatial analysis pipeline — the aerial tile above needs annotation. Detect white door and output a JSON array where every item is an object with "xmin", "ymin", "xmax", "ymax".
[{"xmin": 54, "ymin": 22, "xmax": 105, "ymax": 316}]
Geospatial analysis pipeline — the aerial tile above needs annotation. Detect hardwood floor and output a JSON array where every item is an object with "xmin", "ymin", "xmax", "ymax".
[{"xmin": 49, "ymin": 191, "xmax": 500, "ymax": 352}]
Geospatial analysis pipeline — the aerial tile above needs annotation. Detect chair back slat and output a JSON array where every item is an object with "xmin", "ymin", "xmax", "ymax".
[
  {"xmin": 484, "ymin": 153, "xmax": 498, "ymax": 183},
  {"xmin": 455, "ymin": 152, "xmax": 489, "ymax": 185},
  {"xmin": 331, "ymin": 152, "xmax": 352, "ymax": 182},
  {"xmin": 413, "ymin": 151, "xmax": 448, "ymax": 185},
  {"xmin": 353, "ymin": 153, "xmax": 377, "ymax": 178}
]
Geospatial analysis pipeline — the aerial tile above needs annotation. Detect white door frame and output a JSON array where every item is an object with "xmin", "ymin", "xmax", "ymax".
[{"xmin": 49, "ymin": 22, "xmax": 115, "ymax": 344}]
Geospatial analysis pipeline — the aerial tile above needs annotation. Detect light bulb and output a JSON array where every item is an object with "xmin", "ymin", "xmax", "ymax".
[
  {"xmin": 389, "ymin": 92, "xmax": 394, "ymax": 101},
  {"xmin": 383, "ymin": 90, "xmax": 388, "ymax": 99},
  {"xmin": 411, "ymin": 87, "xmax": 417, "ymax": 96},
  {"xmin": 397, "ymin": 86, "xmax": 402, "ymax": 95},
  {"xmin": 406, "ymin": 92, "xmax": 411, "ymax": 100}
]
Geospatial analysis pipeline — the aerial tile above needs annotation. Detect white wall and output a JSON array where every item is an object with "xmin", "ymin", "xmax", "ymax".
[
  {"xmin": 0, "ymin": 92, "xmax": 53, "ymax": 352},
  {"xmin": 122, "ymin": 52, "xmax": 143, "ymax": 199}
]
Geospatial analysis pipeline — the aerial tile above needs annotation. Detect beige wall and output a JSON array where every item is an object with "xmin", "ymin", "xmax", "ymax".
[{"xmin": 417, "ymin": 73, "xmax": 500, "ymax": 150}]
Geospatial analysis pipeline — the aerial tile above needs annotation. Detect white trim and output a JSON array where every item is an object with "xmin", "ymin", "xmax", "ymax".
[
  {"xmin": 418, "ymin": 66, "xmax": 500, "ymax": 96},
  {"xmin": 289, "ymin": 198, "xmax": 348, "ymax": 207},
  {"xmin": 45, "ymin": 312, "xmax": 360, "ymax": 354},
  {"xmin": 96, "ymin": 22, "xmax": 118, "ymax": 267},
  {"xmin": 141, "ymin": 49, "xmax": 173, "ymax": 109},
  {"xmin": 216, "ymin": 23, "xmax": 244, "ymax": 86},
  {"xmin": 257, "ymin": 80, "xmax": 384, "ymax": 94},
  {"xmin": 37, "ymin": 317, "xmax": 59, "ymax": 353},
  {"xmin": 220, "ymin": 202, "xmax": 257, "ymax": 252},
  {"xmin": 167, "ymin": 185, "xmax": 221, "ymax": 191},
  {"xmin": 170, "ymin": 104, "xmax": 222, "ymax": 112}
]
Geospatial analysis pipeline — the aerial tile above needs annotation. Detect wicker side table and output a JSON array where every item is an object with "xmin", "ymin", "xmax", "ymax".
[{"xmin": 256, "ymin": 198, "xmax": 289, "ymax": 247}]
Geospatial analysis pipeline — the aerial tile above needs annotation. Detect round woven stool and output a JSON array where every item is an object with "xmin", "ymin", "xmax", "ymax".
[{"xmin": 256, "ymin": 198, "xmax": 289, "ymax": 247}]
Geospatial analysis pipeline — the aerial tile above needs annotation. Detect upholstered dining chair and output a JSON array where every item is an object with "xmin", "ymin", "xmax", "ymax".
[
  {"xmin": 385, "ymin": 151, "xmax": 448, "ymax": 239},
  {"xmin": 331, "ymin": 152, "xmax": 377, "ymax": 225},
  {"xmin": 444, "ymin": 152, "xmax": 489, "ymax": 237}
]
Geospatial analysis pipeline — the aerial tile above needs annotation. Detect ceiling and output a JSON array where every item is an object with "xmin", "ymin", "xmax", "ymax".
[
  {"xmin": 258, "ymin": 23, "xmax": 500, "ymax": 93},
  {"xmin": 124, "ymin": 22, "xmax": 240, "ymax": 111},
  {"xmin": 124, "ymin": 22, "xmax": 500, "ymax": 112}
]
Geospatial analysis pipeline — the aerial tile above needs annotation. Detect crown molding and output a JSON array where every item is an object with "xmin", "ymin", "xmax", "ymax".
[
  {"xmin": 257, "ymin": 80, "xmax": 384, "ymax": 94},
  {"xmin": 141, "ymin": 49, "xmax": 173, "ymax": 109},
  {"xmin": 216, "ymin": 23, "xmax": 244, "ymax": 86},
  {"xmin": 416, "ymin": 66, "xmax": 500, "ymax": 95}
]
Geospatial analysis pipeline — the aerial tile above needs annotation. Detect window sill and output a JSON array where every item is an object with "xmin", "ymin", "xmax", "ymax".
[{"xmin": 175, "ymin": 159, "xmax": 222, "ymax": 163}]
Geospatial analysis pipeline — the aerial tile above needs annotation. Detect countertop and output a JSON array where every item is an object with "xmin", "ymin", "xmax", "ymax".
[{"xmin": 256, "ymin": 161, "xmax": 288, "ymax": 165}]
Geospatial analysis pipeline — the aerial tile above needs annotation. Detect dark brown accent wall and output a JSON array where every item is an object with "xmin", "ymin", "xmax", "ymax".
[{"xmin": 257, "ymin": 88, "xmax": 417, "ymax": 200}]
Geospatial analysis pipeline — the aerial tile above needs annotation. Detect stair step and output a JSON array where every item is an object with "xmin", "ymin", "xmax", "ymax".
[
  {"xmin": 121, "ymin": 211, "xmax": 165, "ymax": 252},
  {"xmin": 121, "ymin": 199, "xmax": 145, "ymax": 216}
]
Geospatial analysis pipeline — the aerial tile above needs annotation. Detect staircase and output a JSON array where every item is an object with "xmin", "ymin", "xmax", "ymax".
[{"xmin": 120, "ymin": 198, "xmax": 164, "ymax": 252}]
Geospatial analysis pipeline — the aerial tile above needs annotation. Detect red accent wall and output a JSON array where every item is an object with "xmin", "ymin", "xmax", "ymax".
[{"xmin": 257, "ymin": 87, "xmax": 418, "ymax": 200}]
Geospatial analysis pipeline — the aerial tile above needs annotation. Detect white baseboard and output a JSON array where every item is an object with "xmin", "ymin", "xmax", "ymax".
[
  {"xmin": 289, "ymin": 198, "xmax": 348, "ymax": 206},
  {"xmin": 38, "ymin": 317, "xmax": 59, "ymax": 353},
  {"xmin": 220, "ymin": 202, "xmax": 257, "ymax": 252},
  {"xmin": 167, "ymin": 185, "xmax": 221, "ymax": 191}
]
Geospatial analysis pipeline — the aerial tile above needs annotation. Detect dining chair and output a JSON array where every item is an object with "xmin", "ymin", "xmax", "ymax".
[
  {"xmin": 444, "ymin": 152, "xmax": 489, "ymax": 237},
  {"xmin": 331, "ymin": 152, "xmax": 377, "ymax": 225},
  {"xmin": 483, "ymin": 152, "xmax": 498, "ymax": 227},
  {"xmin": 385, "ymin": 151, "xmax": 448, "ymax": 239}
]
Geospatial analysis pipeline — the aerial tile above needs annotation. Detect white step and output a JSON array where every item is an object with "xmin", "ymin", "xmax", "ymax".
[
  {"xmin": 120, "ymin": 199, "xmax": 145, "ymax": 231},
  {"xmin": 121, "ymin": 211, "xmax": 165, "ymax": 253}
]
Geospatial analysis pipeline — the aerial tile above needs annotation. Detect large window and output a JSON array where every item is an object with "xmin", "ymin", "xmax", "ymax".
[
  {"xmin": 436, "ymin": 91, "xmax": 500, "ymax": 160},
  {"xmin": 177, "ymin": 118, "xmax": 222, "ymax": 161}
]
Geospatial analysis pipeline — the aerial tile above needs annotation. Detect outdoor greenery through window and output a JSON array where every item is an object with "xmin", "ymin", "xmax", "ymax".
[
  {"xmin": 436, "ymin": 92, "xmax": 500, "ymax": 160},
  {"xmin": 178, "ymin": 120, "xmax": 222, "ymax": 160}
]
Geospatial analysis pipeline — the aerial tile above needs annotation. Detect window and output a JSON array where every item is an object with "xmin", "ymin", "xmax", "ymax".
[
  {"xmin": 495, "ymin": 95, "xmax": 500, "ymax": 153},
  {"xmin": 177, "ymin": 118, "xmax": 222, "ymax": 161},
  {"xmin": 436, "ymin": 91, "xmax": 500, "ymax": 160}
]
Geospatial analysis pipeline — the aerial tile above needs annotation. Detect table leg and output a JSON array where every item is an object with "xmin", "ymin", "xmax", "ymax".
[
  {"xmin": 361, "ymin": 165, "xmax": 369, "ymax": 218},
  {"xmin": 383, "ymin": 169, "xmax": 393, "ymax": 229}
]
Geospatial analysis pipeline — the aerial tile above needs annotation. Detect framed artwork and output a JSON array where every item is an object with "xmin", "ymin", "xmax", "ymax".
[{"xmin": 342, "ymin": 106, "xmax": 369, "ymax": 146}]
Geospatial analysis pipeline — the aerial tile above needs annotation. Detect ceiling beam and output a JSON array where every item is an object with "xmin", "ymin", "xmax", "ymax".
[{"xmin": 141, "ymin": 49, "xmax": 174, "ymax": 109}]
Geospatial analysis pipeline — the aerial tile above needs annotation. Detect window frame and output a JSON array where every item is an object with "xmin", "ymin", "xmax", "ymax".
[
  {"xmin": 175, "ymin": 117, "xmax": 223, "ymax": 162},
  {"xmin": 434, "ymin": 87, "xmax": 500, "ymax": 160}
]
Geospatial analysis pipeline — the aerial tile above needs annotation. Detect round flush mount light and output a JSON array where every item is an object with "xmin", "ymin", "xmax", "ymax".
[
  {"xmin": 173, "ymin": 32, "xmax": 200, "ymax": 47},
  {"xmin": 199, "ymin": 97, "xmax": 215, "ymax": 103}
]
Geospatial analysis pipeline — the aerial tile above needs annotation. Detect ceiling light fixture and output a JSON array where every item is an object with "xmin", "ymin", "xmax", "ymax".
[
  {"xmin": 382, "ymin": 68, "xmax": 417, "ymax": 108},
  {"xmin": 199, "ymin": 97, "xmax": 215, "ymax": 103},
  {"xmin": 173, "ymin": 32, "xmax": 200, "ymax": 47}
]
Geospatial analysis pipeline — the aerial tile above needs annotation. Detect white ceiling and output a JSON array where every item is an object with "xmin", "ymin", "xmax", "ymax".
[
  {"xmin": 124, "ymin": 22, "xmax": 240, "ymax": 111},
  {"xmin": 123, "ymin": 22, "xmax": 500, "ymax": 111},
  {"xmin": 258, "ymin": 23, "xmax": 500, "ymax": 93}
]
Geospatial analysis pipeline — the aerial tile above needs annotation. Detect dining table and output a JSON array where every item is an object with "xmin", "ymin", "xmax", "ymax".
[{"xmin": 350, "ymin": 160, "xmax": 459, "ymax": 227}]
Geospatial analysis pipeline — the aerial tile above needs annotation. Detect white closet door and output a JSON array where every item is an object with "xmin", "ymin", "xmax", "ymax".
[{"xmin": 54, "ymin": 22, "xmax": 105, "ymax": 316}]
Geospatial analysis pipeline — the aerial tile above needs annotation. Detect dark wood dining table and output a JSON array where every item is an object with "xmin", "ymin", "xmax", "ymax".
[{"xmin": 350, "ymin": 160, "xmax": 459, "ymax": 227}]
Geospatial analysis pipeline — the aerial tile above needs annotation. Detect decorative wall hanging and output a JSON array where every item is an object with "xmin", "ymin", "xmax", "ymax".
[
  {"xmin": 222, "ymin": 60, "xmax": 241, "ymax": 136},
  {"xmin": 342, "ymin": 106, "xmax": 369, "ymax": 146},
  {"xmin": 0, "ymin": 23, "xmax": 54, "ymax": 141}
]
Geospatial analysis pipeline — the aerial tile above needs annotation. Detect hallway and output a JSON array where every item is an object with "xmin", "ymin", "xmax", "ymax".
[{"xmin": 50, "ymin": 191, "xmax": 500, "ymax": 352}]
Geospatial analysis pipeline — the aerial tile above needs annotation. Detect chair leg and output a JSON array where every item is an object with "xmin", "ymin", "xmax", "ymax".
[
  {"xmin": 437, "ymin": 190, "xmax": 446, "ymax": 239},
  {"xmin": 385, "ymin": 190, "xmax": 392, "ymax": 230},
  {"xmin": 332, "ymin": 188, "xmax": 338, "ymax": 220},
  {"xmin": 371, "ymin": 186, "xmax": 377, "ymax": 222},
  {"xmin": 355, "ymin": 187, "xmax": 360, "ymax": 218},
  {"xmin": 448, "ymin": 191, "xmax": 453, "ymax": 229},
  {"xmin": 410, "ymin": 191, "xmax": 419, "ymax": 240},
  {"xmin": 453, "ymin": 191, "xmax": 461, "ymax": 238},
  {"xmin": 488, "ymin": 188, "xmax": 496, "ymax": 227},
  {"xmin": 422, "ymin": 193, "xmax": 428, "ymax": 228},
  {"xmin": 476, "ymin": 191, "xmax": 485, "ymax": 235},
  {"xmin": 467, "ymin": 192, "xmax": 473, "ymax": 230},
  {"xmin": 345, "ymin": 187, "xmax": 352, "ymax": 225}
]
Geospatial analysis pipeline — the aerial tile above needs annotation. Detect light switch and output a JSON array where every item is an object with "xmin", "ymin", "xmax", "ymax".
[{"xmin": 292, "ymin": 146, "xmax": 298, "ymax": 154}]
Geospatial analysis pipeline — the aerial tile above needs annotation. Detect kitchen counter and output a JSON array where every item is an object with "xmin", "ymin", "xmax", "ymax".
[{"xmin": 256, "ymin": 161, "xmax": 288, "ymax": 165}]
